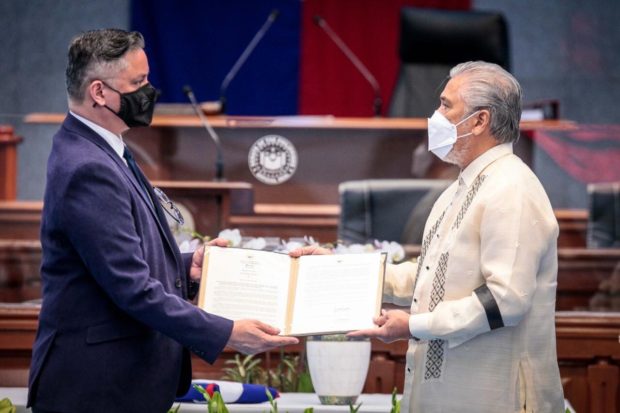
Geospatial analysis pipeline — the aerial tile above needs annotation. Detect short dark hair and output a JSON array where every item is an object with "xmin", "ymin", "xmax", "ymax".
[{"xmin": 66, "ymin": 29, "xmax": 145, "ymax": 102}]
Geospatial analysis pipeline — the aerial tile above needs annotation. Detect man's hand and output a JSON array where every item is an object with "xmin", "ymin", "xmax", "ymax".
[
  {"xmin": 288, "ymin": 245, "xmax": 332, "ymax": 258},
  {"xmin": 227, "ymin": 319, "xmax": 299, "ymax": 355},
  {"xmin": 189, "ymin": 238, "xmax": 230, "ymax": 282},
  {"xmin": 347, "ymin": 309, "xmax": 411, "ymax": 343}
]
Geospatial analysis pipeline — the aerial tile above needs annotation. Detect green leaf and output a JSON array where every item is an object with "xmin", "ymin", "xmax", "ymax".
[
  {"xmin": 193, "ymin": 383, "xmax": 211, "ymax": 402},
  {"xmin": 390, "ymin": 387, "xmax": 401, "ymax": 413},
  {"xmin": 167, "ymin": 404, "xmax": 181, "ymax": 413},
  {"xmin": 266, "ymin": 388, "xmax": 278, "ymax": 413},
  {"xmin": 349, "ymin": 402, "xmax": 362, "ymax": 413},
  {"xmin": 221, "ymin": 353, "xmax": 265, "ymax": 384},
  {"xmin": 211, "ymin": 392, "xmax": 230, "ymax": 413},
  {"xmin": 0, "ymin": 398, "xmax": 16, "ymax": 413},
  {"xmin": 297, "ymin": 372, "xmax": 315, "ymax": 393}
]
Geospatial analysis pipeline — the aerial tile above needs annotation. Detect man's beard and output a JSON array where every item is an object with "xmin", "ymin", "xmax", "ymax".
[
  {"xmin": 444, "ymin": 136, "xmax": 474, "ymax": 167},
  {"xmin": 444, "ymin": 147, "xmax": 466, "ymax": 167}
]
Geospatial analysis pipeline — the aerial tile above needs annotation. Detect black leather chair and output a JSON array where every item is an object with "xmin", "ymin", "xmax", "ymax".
[
  {"xmin": 389, "ymin": 7, "xmax": 510, "ymax": 118},
  {"xmin": 587, "ymin": 182, "xmax": 620, "ymax": 248},
  {"xmin": 338, "ymin": 179, "xmax": 451, "ymax": 244}
]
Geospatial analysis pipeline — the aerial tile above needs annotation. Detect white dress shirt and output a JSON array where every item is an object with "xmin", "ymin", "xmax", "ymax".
[
  {"xmin": 384, "ymin": 143, "xmax": 564, "ymax": 412},
  {"xmin": 70, "ymin": 111, "xmax": 127, "ymax": 165}
]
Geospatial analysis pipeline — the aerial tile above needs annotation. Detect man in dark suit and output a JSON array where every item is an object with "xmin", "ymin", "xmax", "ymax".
[{"xmin": 28, "ymin": 28, "xmax": 298, "ymax": 413}]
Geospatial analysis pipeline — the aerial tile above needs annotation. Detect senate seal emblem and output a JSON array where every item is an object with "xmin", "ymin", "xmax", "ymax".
[{"xmin": 248, "ymin": 135, "xmax": 298, "ymax": 185}]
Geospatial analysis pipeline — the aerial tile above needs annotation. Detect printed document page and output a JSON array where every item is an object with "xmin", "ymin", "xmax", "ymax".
[
  {"xmin": 289, "ymin": 252, "xmax": 384, "ymax": 335},
  {"xmin": 199, "ymin": 247, "xmax": 291, "ymax": 331}
]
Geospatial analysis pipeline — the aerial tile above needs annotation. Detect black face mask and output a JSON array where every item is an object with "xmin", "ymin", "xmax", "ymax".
[{"xmin": 101, "ymin": 82, "xmax": 159, "ymax": 127}]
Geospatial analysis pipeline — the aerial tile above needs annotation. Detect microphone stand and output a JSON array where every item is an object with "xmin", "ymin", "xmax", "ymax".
[
  {"xmin": 183, "ymin": 85, "xmax": 224, "ymax": 181},
  {"xmin": 313, "ymin": 15, "xmax": 382, "ymax": 117},
  {"xmin": 219, "ymin": 9, "xmax": 280, "ymax": 114}
]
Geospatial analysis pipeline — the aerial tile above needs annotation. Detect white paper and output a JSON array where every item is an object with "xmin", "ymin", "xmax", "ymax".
[
  {"xmin": 289, "ymin": 252, "xmax": 383, "ymax": 335},
  {"xmin": 200, "ymin": 248, "xmax": 291, "ymax": 331}
]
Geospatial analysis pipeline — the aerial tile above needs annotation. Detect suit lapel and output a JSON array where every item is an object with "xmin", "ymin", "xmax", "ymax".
[
  {"xmin": 62, "ymin": 114, "xmax": 185, "ymax": 278},
  {"xmin": 133, "ymin": 166, "xmax": 185, "ymax": 271}
]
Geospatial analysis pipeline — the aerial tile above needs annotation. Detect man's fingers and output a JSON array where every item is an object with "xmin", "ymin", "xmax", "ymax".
[
  {"xmin": 253, "ymin": 320, "xmax": 281, "ymax": 335},
  {"xmin": 207, "ymin": 237, "xmax": 230, "ymax": 247},
  {"xmin": 347, "ymin": 328, "xmax": 379, "ymax": 339},
  {"xmin": 252, "ymin": 320, "xmax": 300, "ymax": 345},
  {"xmin": 288, "ymin": 248, "xmax": 303, "ymax": 258},
  {"xmin": 229, "ymin": 320, "xmax": 300, "ymax": 354},
  {"xmin": 288, "ymin": 245, "xmax": 332, "ymax": 257},
  {"xmin": 373, "ymin": 315, "xmax": 388, "ymax": 325},
  {"xmin": 268, "ymin": 335, "xmax": 299, "ymax": 346}
]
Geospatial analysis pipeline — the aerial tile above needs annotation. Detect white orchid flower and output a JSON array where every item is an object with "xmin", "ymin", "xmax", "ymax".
[
  {"xmin": 178, "ymin": 238, "xmax": 201, "ymax": 253},
  {"xmin": 218, "ymin": 228, "xmax": 242, "ymax": 247},
  {"xmin": 242, "ymin": 237, "xmax": 267, "ymax": 250}
]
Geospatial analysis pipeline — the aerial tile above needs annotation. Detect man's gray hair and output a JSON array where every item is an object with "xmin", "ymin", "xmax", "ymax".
[
  {"xmin": 66, "ymin": 29, "xmax": 145, "ymax": 102},
  {"xmin": 450, "ymin": 61, "xmax": 522, "ymax": 143}
]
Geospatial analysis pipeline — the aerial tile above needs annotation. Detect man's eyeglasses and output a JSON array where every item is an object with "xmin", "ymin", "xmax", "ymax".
[{"xmin": 153, "ymin": 187, "xmax": 184, "ymax": 225}]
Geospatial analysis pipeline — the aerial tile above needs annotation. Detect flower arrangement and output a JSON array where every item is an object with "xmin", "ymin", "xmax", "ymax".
[
  {"xmin": 171, "ymin": 386, "xmax": 403, "ymax": 413},
  {"xmin": 220, "ymin": 351, "xmax": 313, "ymax": 393},
  {"xmin": 172, "ymin": 228, "xmax": 407, "ymax": 413},
  {"xmin": 179, "ymin": 228, "xmax": 406, "ymax": 264}
]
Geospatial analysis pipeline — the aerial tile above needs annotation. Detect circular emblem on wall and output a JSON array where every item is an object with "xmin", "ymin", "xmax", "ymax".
[{"xmin": 248, "ymin": 135, "xmax": 298, "ymax": 185}]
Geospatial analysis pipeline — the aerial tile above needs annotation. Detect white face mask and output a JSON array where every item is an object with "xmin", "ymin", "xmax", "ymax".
[{"xmin": 427, "ymin": 110, "xmax": 479, "ymax": 160}]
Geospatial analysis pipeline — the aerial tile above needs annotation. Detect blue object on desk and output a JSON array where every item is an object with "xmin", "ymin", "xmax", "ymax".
[{"xmin": 177, "ymin": 380, "xmax": 279, "ymax": 404}]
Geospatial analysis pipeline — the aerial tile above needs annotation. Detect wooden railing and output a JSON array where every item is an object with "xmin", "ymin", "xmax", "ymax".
[
  {"xmin": 0, "ymin": 224, "xmax": 617, "ymax": 412},
  {"xmin": 0, "ymin": 126, "xmax": 22, "ymax": 201},
  {"xmin": 1, "ymin": 304, "xmax": 617, "ymax": 412},
  {"xmin": 0, "ymin": 180, "xmax": 254, "ymax": 241},
  {"xmin": 0, "ymin": 199, "xmax": 589, "ymax": 248},
  {"xmin": 24, "ymin": 114, "xmax": 577, "ymax": 205}
]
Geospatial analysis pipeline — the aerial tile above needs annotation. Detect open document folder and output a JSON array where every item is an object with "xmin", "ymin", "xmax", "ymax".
[{"xmin": 198, "ymin": 247, "xmax": 386, "ymax": 336}]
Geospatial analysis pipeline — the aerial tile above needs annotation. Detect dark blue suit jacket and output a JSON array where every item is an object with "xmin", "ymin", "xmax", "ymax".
[{"xmin": 28, "ymin": 114, "xmax": 233, "ymax": 412}]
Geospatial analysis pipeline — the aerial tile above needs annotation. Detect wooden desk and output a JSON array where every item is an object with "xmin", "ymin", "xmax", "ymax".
[
  {"xmin": 0, "ymin": 198, "xmax": 590, "ymax": 248},
  {"xmin": 556, "ymin": 209, "xmax": 589, "ymax": 247},
  {"xmin": 0, "ymin": 201, "xmax": 42, "ymax": 240},
  {"xmin": 0, "ymin": 305, "xmax": 616, "ymax": 413},
  {"xmin": 152, "ymin": 180, "xmax": 253, "ymax": 237},
  {"xmin": 0, "ymin": 181, "xmax": 253, "ymax": 241},
  {"xmin": 229, "ymin": 203, "xmax": 340, "ymax": 241},
  {"xmin": 0, "ymin": 126, "xmax": 22, "ymax": 201},
  {"xmin": 557, "ymin": 248, "xmax": 620, "ymax": 311},
  {"xmin": 229, "ymin": 206, "xmax": 590, "ymax": 247},
  {"xmin": 556, "ymin": 311, "xmax": 620, "ymax": 413},
  {"xmin": 0, "ymin": 240, "xmax": 41, "ymax": 303},
  {"xmin": 24, "ymin": 114, "xmax": 576, "ymax": 205}
]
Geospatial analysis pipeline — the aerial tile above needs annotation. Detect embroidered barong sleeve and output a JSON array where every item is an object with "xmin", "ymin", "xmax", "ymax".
[
  {"xmin": 383, "ymin": 260, "xmax": 418, "ymax": 306},
  {"xmin": 408, "ymin": 172, "xmax": 558, "ymax": 348}
]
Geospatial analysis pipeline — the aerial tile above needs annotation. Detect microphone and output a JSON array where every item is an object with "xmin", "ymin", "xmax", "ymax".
[
  {"xmin": 219, "ymin": 9, "xmax": 280, "ymax": 113},
  {"xmin": 183, "ymin": 85, "xmax": 224, "ymax": 181},
  {"xmin": 313, "ymin": 15, "xmax": 382, "ymax": 117}
]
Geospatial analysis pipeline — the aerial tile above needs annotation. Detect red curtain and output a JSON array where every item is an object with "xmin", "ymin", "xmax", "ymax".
[{"xmin": 299, "ymin": 0, "xmax": 471, "ymax": 117}]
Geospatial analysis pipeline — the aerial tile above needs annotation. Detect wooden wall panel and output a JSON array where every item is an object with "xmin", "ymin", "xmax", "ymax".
[{"xmin": 1, "ymin": 306, "xmax": 618, "ymax": 413}]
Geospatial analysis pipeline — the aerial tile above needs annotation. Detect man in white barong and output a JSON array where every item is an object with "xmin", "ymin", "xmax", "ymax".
[{"xmin": 348, "ymin": 61, "xmax": 565, "ymax": 412}]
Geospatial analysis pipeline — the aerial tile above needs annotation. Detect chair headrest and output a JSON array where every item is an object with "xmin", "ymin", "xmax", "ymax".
[{"xmin": 399, "ymin": 7, "xmax": 510, "ymax": 70}]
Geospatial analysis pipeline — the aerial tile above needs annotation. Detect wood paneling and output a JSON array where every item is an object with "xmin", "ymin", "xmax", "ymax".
[
  {"xmin": 556, "ymin": 312, "xmax": 620, "ymax": 413},
  {"xmin": 0, "ymin": 201, "xmax": 42, "ymax": 240},
  {"xmin": 0, "ymin": 197, "xmax": 589, "ymax": 247},
  {"xmin": 0, "ymin": 240, "xmax": 42, "ymax": 303},
  {"xmin": 151, "ymin": 180, "xmax": 254, "ymax": 237},
  {"xmin": 1, "ymin": 305, "xmax": 617, "ymax": 413},
  {"xmin": 24, "ymin": 114, "xmax": 576, "ymax": 205},
  {"xmin": 0, "ymin": 181, "xmax": 254, "ymax": 241},
  {"xmin": 0, "ymin": 126, "xmax": 22, "ymax": 201}
]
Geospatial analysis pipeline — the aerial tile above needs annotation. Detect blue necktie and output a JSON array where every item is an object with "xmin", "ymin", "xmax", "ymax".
[{"xmin": 123, "ymin": 146, "xmax": 154, "ymax": 206}]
